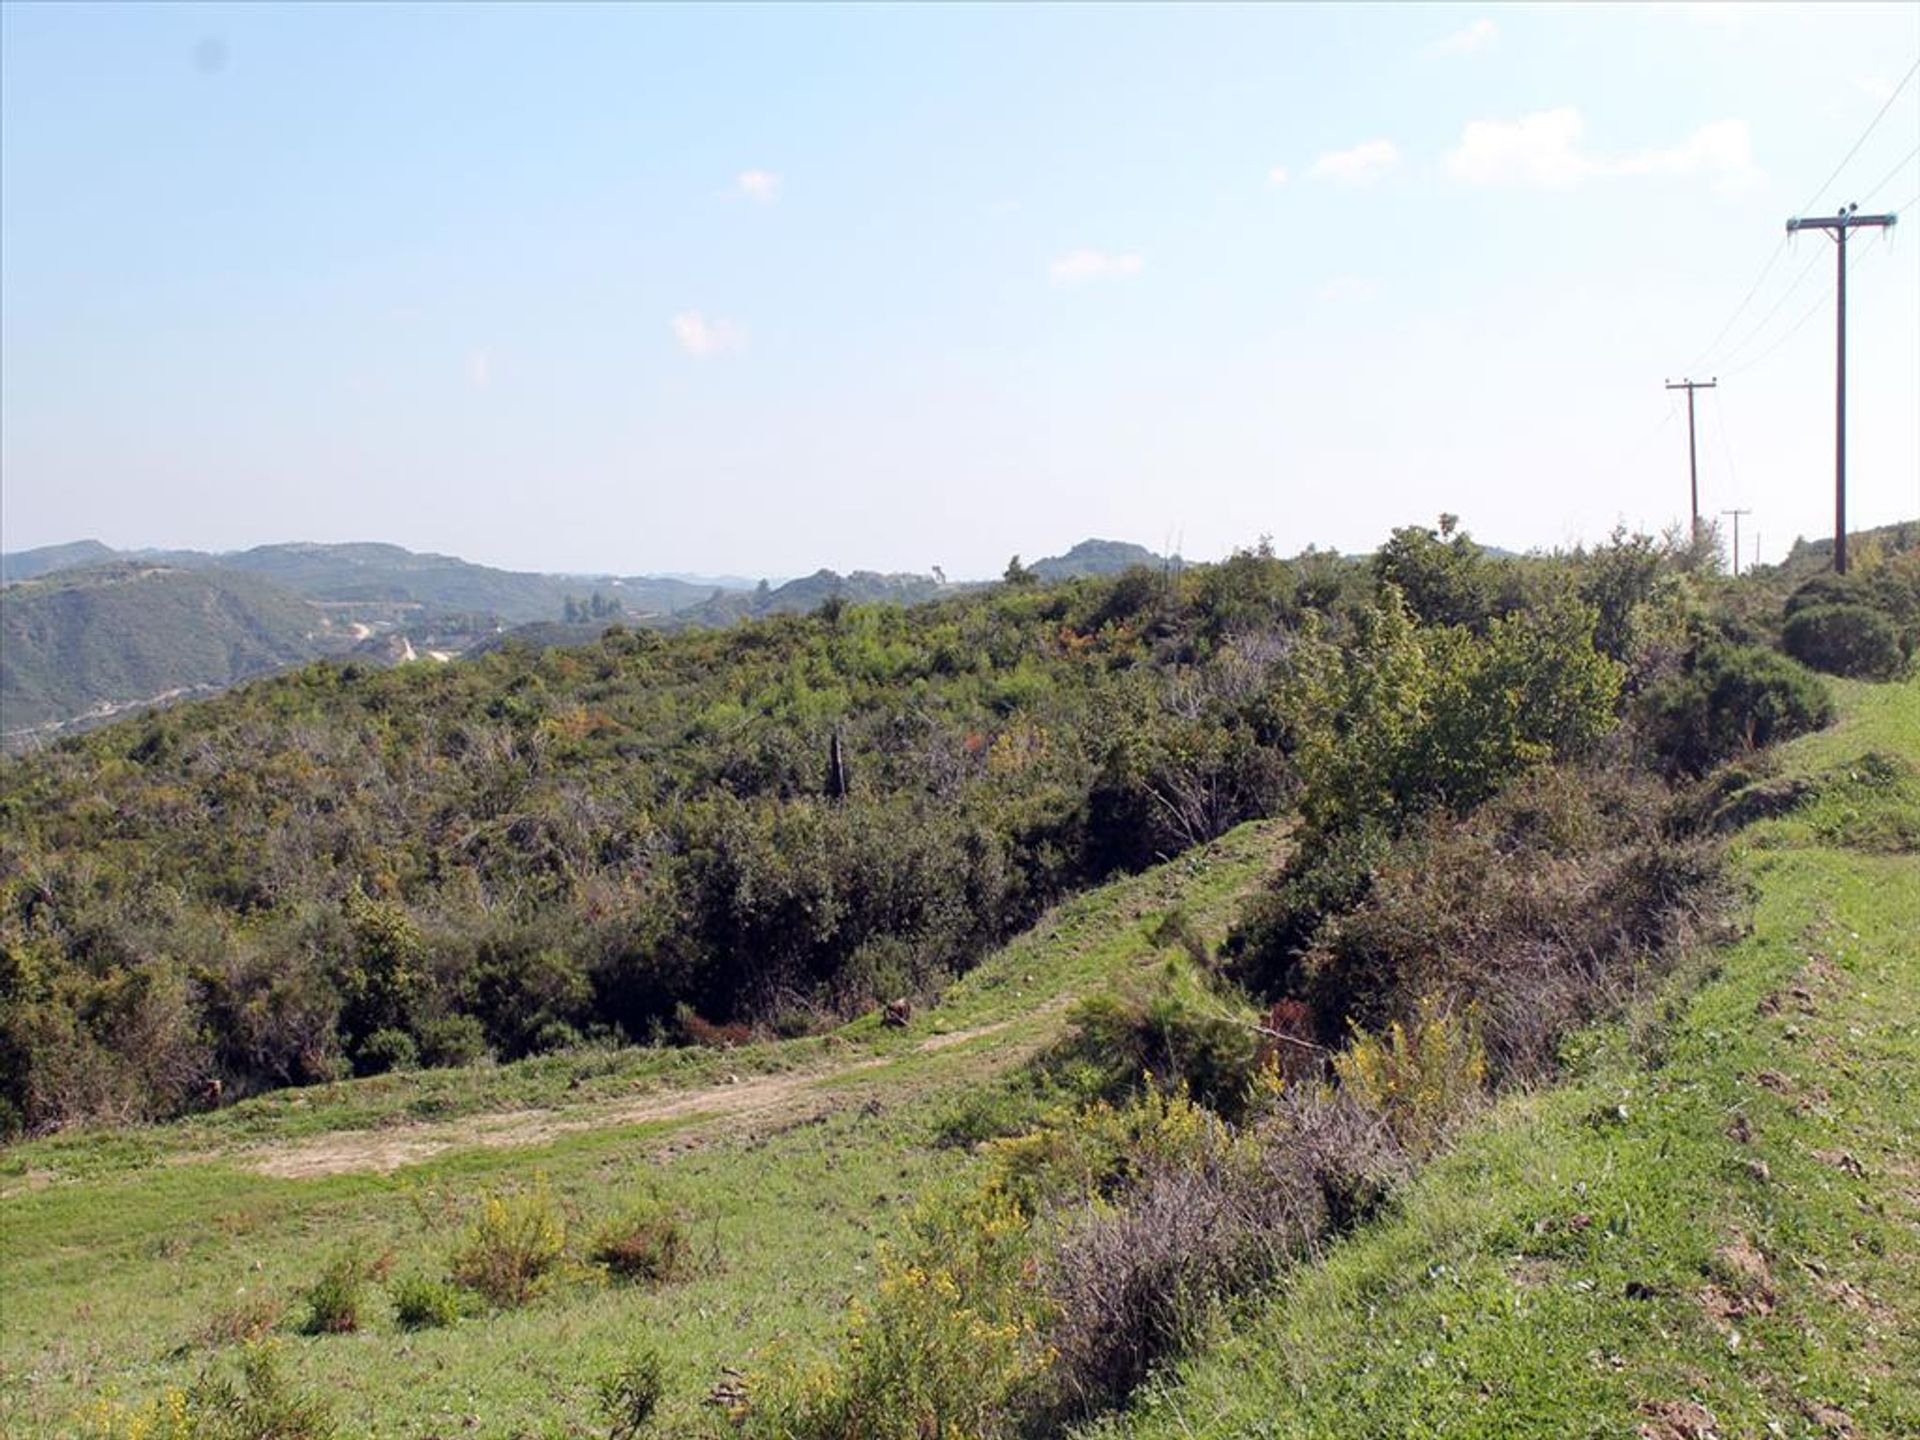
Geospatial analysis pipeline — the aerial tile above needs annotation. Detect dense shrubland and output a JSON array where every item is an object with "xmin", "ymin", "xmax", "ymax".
[
  {"xmin": 711, "ymin": 525, "xmax": 1919, "ymax": 1438},
  {"xmin": 2, "ymin": 519, "xmax": 1904, "ymax": 1137}
]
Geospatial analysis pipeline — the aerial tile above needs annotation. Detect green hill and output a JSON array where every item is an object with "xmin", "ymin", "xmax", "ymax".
[
  {"xmin": 0, "ymin": 564, "xmax": 333, "ymax": 740},
  {"xmin": 1032, "ymin": 538, "xmax": 1177, "ymax": 581},
  {"xmin": 0, "ymin": 539, "xmax": 118, "ymax": 584}
]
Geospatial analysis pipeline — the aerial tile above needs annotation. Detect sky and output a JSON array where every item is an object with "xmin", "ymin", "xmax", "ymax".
[{"xmin": 3, "ymin": 2, "xmax": 1917, "ymax": 580}]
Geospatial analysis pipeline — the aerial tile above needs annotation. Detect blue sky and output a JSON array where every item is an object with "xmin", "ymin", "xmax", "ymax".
[{"xmin": 3, "ymin": 2, "xmax": 1916, "ymax": 578}]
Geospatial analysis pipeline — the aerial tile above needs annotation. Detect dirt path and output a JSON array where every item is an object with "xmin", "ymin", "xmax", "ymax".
[{"xmin": 245, "ymin": 1021, "xmax": 1022, "ymax": 1179}]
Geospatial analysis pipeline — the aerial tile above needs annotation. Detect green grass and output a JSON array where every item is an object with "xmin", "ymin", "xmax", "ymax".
[
  {"xmin": 0, "ymin": 821, "xmax": 1288, "ymax": 1437},
  {"xmin": 1093, "ymin": 677, "xmax": 1920, "ymax": 1440}
]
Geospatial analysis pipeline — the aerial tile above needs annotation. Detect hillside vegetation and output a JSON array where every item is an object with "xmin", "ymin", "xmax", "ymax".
[
  {"xmin": 0, "ymin": 519, "xmax": 1710, "ymax": 1134},
  {"xmin": 0, "ymin": 565, "xmax": 331, "ymax": 737},
  {"xmin": 0, "ymin": 521, "xmax": 1916, "ymax": 1438}
]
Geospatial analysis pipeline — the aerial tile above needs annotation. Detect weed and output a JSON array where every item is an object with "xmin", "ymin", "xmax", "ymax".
[
  {"xmin": 589, "ymin": 1197, "xmax": 690, "ymax": 1287},
  {"xmin": 298, "ymin": 1254, "xmax": 372, "ymax": 1336},
  {"xmin": 77, "ymin": 1343, "xmax": 333, "ymax": 1439},
  {"xmin": 1333, "ymin": 997, "xmax": 1487, "ymax": 1157},
  {"xmin": 194, "ymin": 1294, "xmax": 283, "ymax": 1349},
  {"xmin": 450, "ymin": 1179, "xmax": 567, "ymax": 1309},
  {"xmin": 596, "ymin": 1341, "xmax": 666, "ymax": 1438},
  {"xmin": 389, "ymin": 1273, "xmax": 462, "ymax": 1331}
]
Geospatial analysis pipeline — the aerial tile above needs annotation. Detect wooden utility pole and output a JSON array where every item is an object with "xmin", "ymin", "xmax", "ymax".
[
  {"xmin": 1721, "ymin": 508, "xmax": 1751, "ymax": 578},
  {"xmin": 1665, "ymin": 378, "xmax": 1717, "ymax": 541},
  {"xmin": 1786, "ymin": 203, "xmax": 1898, "ymax": 574}
]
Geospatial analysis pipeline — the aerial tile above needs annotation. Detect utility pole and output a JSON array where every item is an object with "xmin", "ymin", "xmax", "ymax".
[
  {"xmin": 1721, "ymin": 508, "xmax": 1751, "ymax": 578},
  {"xmin": 1786, "ymin": 202, "xmax": 1898, "ymax": 574},
  {"xmin": 1665, "ymin": 378, "xmax": 1717, "ymax": 542}
]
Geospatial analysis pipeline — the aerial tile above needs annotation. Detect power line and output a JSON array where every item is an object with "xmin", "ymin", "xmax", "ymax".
[
  {"xmin": 1798, "ymin": 55, "xmax": 1920, "ymax": 214},
  {"xmin": 1686, "ymin": 55, "xmax": 1918, "ymax": 374},
  {"xmin": 1685, "ymin": 238, "xmax": 1785, "ymax": 374},
  {"xmin": 1723, "ymin": 230, "xmax": 1881, "ymax": 380},
  {"xmin": 1857, "ymin": 140, "xmax": 1920, "ymax": 208},
  {"xmin": 1716, "ymin": 245, "xmax": 1827, "ymax": 370}
]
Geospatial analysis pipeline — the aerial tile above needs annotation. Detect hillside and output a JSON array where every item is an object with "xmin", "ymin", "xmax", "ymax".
[
  {"xmin": 3, "ymin": 612, "xmax": 1913, "ymax": 1437},
  {"xmin": 0, "ymin": 564, "xmax": 334, "ymax": 740},
  {"xmin": 0, "ymin": 540, "xmax": 740, "ymax": 625},
  {"xmin": 0, "ymin": 540, "xmax": 118, "ymax": 584},
  {"xmin": 1101, "ymin": 678, "xmax": 1920, "ymax": 1439},
  {"xmin": 1032, "ymin": 538, "xmax": 1178, "ymax": 581}
]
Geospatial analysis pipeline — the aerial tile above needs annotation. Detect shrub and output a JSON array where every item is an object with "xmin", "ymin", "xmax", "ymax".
[
  {"xmin": 1332, "ymin": 997, "xmax": 1487, "ymax": 1157},
  {"xmin": 1781, "ymin": 603, "xmax": 1904, "ymax": 679},
  {"xmin": 1639, "ymin": 642, "xmax": 1833, "ymax": 777},
  {"xmin": 354, "ymin": 1027, "xmax": 418, "ymax": 1076},
  {"xmin": 590, "ymin": 1198, "xmax": 691, "ymax": 1287},
  {"xmin": 196, "ymin": 1295, "xmax": 284, "ymax": 1349},
  {"xmin": 597, "ymin": 1342, "xmax": 667, "ymax": 1439},
  {"xmin": 742, "ymin": 1190, "xmax": 1049, "ymax": 1440},
  {"xmin": 450, "ymin": 1181, "xmax": 567, "ymax": 1308},
  {"xmin": 929, "ymin": 1081, "xmax": 1051, "ymax": 1150},
  {"xmin": 1226, "ymin": 819, "xmax": 1390, "ymax": 998},
  {"xmin": 1041, "ymin": 1130, "xmax": 1316, "ymax": 1420},
  {"xmin": 1052, "ymin": 978, "xmax": 1261, "ymax": 1120},
  {"xmin": 79, "ymin": 1344, "xmax": 336, "ymax": 1440},
  {"xmin": 299, "ymin": 1254, "xmax": 371, "ymax": 1336},
  {"xmin": 389, "ymin": 1273, "xmax": 462, "ymax": 1331},
  {"xmin": 414, "ymin": 1014, "xmax": 489, "ymax": 1069}
]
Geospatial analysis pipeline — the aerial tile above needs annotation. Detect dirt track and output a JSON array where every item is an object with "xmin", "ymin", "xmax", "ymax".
[{"xmin": 245, "ymin": 1023, "xmax": 1022, "ymax": 1179}]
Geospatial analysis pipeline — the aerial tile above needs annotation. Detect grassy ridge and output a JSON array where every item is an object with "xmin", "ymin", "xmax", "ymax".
[
  {"xmin": 0, "ymin": 822, "xmax": 1285, "ymax": 1436},
  {"xmin": 1097, "ymin": 679, "xmax": 1920, "ymax": 1440}
]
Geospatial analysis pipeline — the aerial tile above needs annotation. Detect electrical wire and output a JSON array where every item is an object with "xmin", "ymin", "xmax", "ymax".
[
  {"xmin": 1722, "ymin": 232, "xmax": 1882, "ymax": 380},
  {"xmin": 1715, "ymin": 244, "xmax": 1827, "ymax": 372},
  {"xmin": 1798, "ymin": 55, "xmax": 1920, "ymax": 214},
  {"xmin": 1857, "ymin": 140, "xmax": 1920, "ymax": 209},
  {"xmin": 1684, "ymin": 55, "xmax": 1918, "ymax": 375}
]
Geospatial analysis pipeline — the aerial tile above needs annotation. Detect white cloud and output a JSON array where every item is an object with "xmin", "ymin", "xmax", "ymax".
[
  {"xmin": 735, "ymin": 169, "xmax": 781, "ymax": 203},
  {"xmin": 1307, "ymin": 139, "xmax": 1401, "ymax": 186},
  {"xmin": 1447, "ymin": 108, "xmax": 1591, "ymax": 188},
  {"xmin": 1610, "ymin": 118, "xmax": 1759, "ymax": 187},
  {"xmin": 1430, "ymin": 17, "xmax": 1498, "ymax": 56},
  {"xmin": 671, "ymin": 311, "xmax": 746, "ymax": 357},
  {"xmin": 1049, "ymin": 248, "xmax": 1144, "ymax": 285},
  {"xmin": 1267, "ymin": 164, "xmax": 1290, "ymax": 186},
  {"xmin": 467, "ymin": 348, "xmax": 492, "ymax": 390},
  {"xmin": 1446, "ymin": 109, "xmax": 1760, "ymax": 191}
]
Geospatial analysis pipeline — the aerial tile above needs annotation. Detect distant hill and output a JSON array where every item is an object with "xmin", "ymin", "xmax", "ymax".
[
  {"xmin": 0, "ymin": 565, "xmax": 336, "ymax": 741},
  {"xmin": 669, "ymin": 568, "xmax": 954, "ymax": 629},
  {"xmin": 0, "ymin": 539, "xmax": 118, "ymax": 583},
  {"xmin": 0, "ymin": 541, "xmax": 742, "ymax": 625},
  {"xmin": 1031, "ymin": 539, "xmax": 1178, "ymax": 581}
]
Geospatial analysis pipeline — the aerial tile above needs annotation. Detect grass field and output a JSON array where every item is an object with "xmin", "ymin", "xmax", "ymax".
[
  {"xmin": 1092, "ymin": 678, "xmax": 1920, "ymax": 1440},
  {"xmin": 0, "ymin": 821, "xmax": 1289, "ymax": 1436}
]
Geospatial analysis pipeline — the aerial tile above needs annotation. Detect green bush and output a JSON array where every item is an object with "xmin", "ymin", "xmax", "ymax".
[
  {"xmin": 1781, "ymin": 603, "xmax": 1904, "ymax": 679},
  {"xmin": 414, "ymin": 1013, "xmax": 489, "ymax": 1069},
  {"xmin": 589, "ymin": 1198, "xmax": 691, "ymax": 1286},
  {"xmin": 355, "ymin": 1027, "xmax": 419, "ymax": 1076},
  {"xmin": 1639, "ymin": 642, "xmax": 1834, "ymax": 777},
  {"xmin": 450, "ymin": 1180, "xmax": 567, "ymax": 1308},
  {"xmin": 299, "ymin": 1254, "xmax": 371, "ymax": 1336},
  {"xmin": 1052, "ymin": 978, "xmax": 1261, "ymax": 1120},
  {"xmin": 597, "ymin": 1341, "xmax": 667, "ymax": 1438},
  {"xmin": 389, "ymin": 1273, "xmax": 462, "ymax": 1331}
]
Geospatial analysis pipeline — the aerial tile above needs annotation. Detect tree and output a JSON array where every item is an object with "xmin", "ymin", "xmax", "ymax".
[{"xmin": 1004, "ymin": 555, "xmax": 1038, "ymax": 587}]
